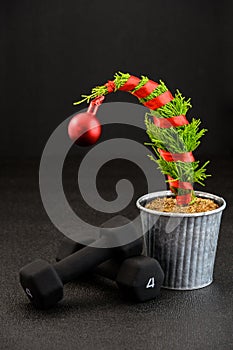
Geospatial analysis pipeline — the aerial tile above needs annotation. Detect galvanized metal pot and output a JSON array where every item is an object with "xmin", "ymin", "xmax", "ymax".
[{"xmin": 136, "ymin": 191, "xmax": 226, "ymax": 290}]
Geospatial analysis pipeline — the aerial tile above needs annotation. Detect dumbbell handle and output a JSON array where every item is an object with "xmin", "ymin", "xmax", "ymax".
[
  {"xmin": 54, "ymin": 237, "xmax": 164, "ymax": 303},
  {"xmin": 95, "ymin": 260, "xmax": 120, "ymax": 281},
  {"xmin": 56, "ymin": 236, "xmax": 120, "ymax": 281},
  {"xmin": 56, "ymin": 241, "xmax": 119, "ymax": 282},
  {"xmin": 54, "ymin": 237, "xmax": 113, "ymax": 284}
]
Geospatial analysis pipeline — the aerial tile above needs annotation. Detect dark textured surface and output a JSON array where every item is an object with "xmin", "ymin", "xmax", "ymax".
[{"xmin": 0, "ymin": 157, "xmax": 233, "ymax": 350}]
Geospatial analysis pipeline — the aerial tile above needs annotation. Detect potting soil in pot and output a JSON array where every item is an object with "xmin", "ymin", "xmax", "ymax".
[{"xmin": 146, "ymin": 197, "xmax": 219, "ymax": 213}]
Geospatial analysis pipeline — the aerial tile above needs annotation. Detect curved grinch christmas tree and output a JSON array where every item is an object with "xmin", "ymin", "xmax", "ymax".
[{"xmin": 74, "ymin": 72, "xmax": 210, "ymax": 206}]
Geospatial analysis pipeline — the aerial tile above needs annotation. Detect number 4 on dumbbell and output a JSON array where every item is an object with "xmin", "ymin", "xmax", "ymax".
[{"xmin": 146, "ymin": 277, "xmax": 155, "ymax": 289}]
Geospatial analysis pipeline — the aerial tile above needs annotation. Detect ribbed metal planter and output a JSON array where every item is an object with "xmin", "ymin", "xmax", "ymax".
[{"xmin": 136, "ymin": 191, "xmax": 226, "ymax": 290}]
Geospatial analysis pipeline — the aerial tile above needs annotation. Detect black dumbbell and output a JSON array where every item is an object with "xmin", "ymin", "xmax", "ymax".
[
  {"xmin": 56, "ymin": 236, "xmax": 164, "ymax": 302},
  {"xmin": 19, "ymin": 216, "xmax": 142, "ymax": 309}
]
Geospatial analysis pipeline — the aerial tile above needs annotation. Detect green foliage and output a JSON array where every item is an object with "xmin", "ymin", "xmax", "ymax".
[
  {"xmin": 73, "ymin": 71, "xmax": 131, "ymax": 105},
  {"xmin": 149, "ymin": 153, "xmax": 210, "ymax": 186},
  {"xmin": 145, "ymin": 116, "xmax": 207, "ymax": 153},
  {"xmin": 145, "ymin": 114, "xmax": 211, "ymax": 188},
  {"xmin": 73, "ymin": 85, "xmax": 108, "ymax": 105},
  {"xmin": 143, "ymin": 80, "xmax": 211, "ymax": 201},
  {"xmin": 114, "ymin": 72, "xmax": 131, "ymax": 89},
  {"xmin": 150, "ymin": 89, "xmax": 192, "ymax": 118},
  {"xmin": 140, "ymin": 80, "xmax": 168, "ymax": 103},
  {"xmin": 131, "ymin": 75, "xmax": 149, "ymax": 93}
]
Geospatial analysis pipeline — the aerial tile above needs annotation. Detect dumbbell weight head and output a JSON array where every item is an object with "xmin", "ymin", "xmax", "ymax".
[
  {"xmin": 20, "ymin": 260, "xmax": 63, "ymax": 309},
  {"xmin": 20, "ymin": 216, "xmax": 143, "ymax": 309},
  {"xmin": 115, "ymin": 256, "xmax": 164, "ymax": 301}
]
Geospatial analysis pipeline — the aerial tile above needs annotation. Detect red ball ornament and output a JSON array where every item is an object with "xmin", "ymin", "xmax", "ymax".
[
  {"xmin": 68, "ymin": 112, "xmax": 101, "ymax": 146},
  {"xmin": 68, "ymin": 96, "xmax": 104, "ymax": 146}
]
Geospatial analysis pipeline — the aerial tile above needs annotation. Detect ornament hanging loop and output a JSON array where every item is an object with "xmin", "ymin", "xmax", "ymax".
[{"xmin": 87, "ymin": 96, "xmax": 105, "ymax": 115}]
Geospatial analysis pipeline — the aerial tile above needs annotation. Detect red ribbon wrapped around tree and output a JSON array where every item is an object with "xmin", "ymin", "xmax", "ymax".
[{"xmin": 72, "ymin": 72, "xmax": 209, "ymax": 206}]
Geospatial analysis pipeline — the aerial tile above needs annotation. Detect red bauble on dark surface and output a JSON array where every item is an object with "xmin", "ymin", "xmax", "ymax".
[{"xmin": 68, "ymin": 112, "xmax": 102, "ymax": 146}]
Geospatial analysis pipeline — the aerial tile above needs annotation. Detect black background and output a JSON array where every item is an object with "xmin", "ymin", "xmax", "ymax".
[
  {"xmin": 1, "ymin": 2, "xmax": 233, "ymax": 350},
  {"xmin": 1, "ymin": 0, "xmax": 233, "ymax": 157}
]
